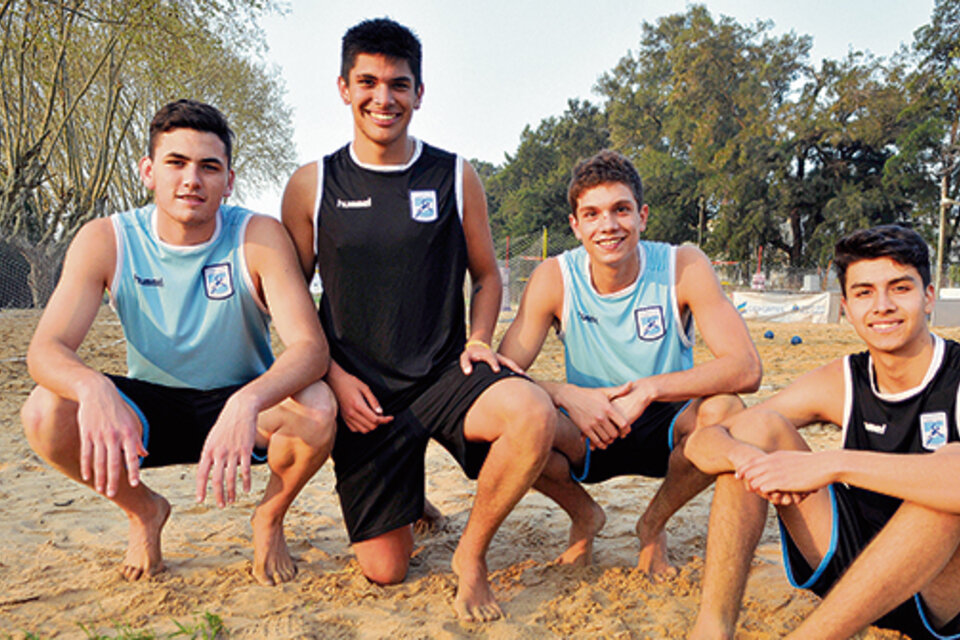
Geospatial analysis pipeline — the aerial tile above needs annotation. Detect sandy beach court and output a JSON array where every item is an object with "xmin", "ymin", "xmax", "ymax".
[{"xmin": 2, "ymin": 308, "xmax": 953, "ymax": 638}]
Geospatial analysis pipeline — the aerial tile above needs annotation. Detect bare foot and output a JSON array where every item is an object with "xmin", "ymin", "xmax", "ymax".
[
  {"xmin": 635, "ymin": 522, "xmax": 677, "ymax": 578},
  {"xmin": 413, "ymin": 498, "xmax": 445, "ymax": 535},
  {"xmin": 121, "ymin": 491, "xmax": 170, "ymax": 581},
  {"xmin": 451, "ymin": 549, "xmax": 502, "ymax": 622},
  {"xmin": 556, "ymin": 500, "xmax": 606, "ymax": 566},
  {"xmin": 251, "ymin": 508, "xmax": 297, "ymax": 586}
]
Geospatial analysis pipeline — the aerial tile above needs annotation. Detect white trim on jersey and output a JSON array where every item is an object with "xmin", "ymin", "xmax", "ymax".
[
  {"xmin": 313, "ymin": 159, "xmax": 324, "ymax": 261},
  {"xmin": 348, "ymin": 137, "xmax": 424, "ymax": 172},
  {"xmin": 668, "ymin": 245, "xmax": 696, "ymax": 349},
  {"xmin": 455, "ymin": 155, "xmax": 464, "ymax": 223},
  {"xmin": 109, "ymin": 213, "xmax": 124, "ymax": 300},
  {"xmin": 841, "ymin": 354, "xmax": 854, "ymax": 446},
  {"xmin": 558, "ymin": 254, "xmax": 571, "ymax": 340},
  {"xmin": 867, "ymin": 334, "xmax": 944, "ymax": 403},
  {"xmin": 238, "ymin": 214, "xmax": 269, "ymax": 315},
  {"xmin": 150, "ymin": 207, "xmax": 223, "ymax": 254}
]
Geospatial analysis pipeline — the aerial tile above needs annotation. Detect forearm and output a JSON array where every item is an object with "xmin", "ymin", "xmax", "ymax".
[
  {"xmin": 467, "ymin": 271, "xmax": 502, "ymax": 344},
  {"xmin": 27, "ymin": 340, "xmax": 113, "ymax": 403},
  {"xmin": 234, "ymin": 338, "xmax": 328, "ymax": 414},
  {"xmin": 833, "ymin": 447, "xmax": 960, "ymax": 514},
  {"xmin": 636, "ymin": 354, "xmax": 761, "ymax": 404},
  {"xmin": 684, "ymin": 424, "xmax": 752, "ymax": 475}
]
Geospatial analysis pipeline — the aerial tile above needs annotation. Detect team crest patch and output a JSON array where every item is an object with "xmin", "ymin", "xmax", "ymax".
[
  {"xmin": 920, "ymin": 412, "xmax": 948, "ymax": 450},
  {"xmin": 202, "ymin": 263, "xmax": 234, "ymax": 300},
  {"xmin": 634, "ymin": 305, "xmax": 666, "ymax": 341},
  {"xmin": 409, "ymin": 190, "xmax": 439, "ymax": 222}
]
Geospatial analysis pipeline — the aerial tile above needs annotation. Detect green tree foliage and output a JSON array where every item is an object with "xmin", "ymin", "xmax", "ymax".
[
  {"xmin": 0, "ymin": 0, "xmax": 294, "ymax": 306},
  {"xmin": 483, "ymin": 99, "xmax": 609, "ymax": 239},
  {"xmin": 890, "ymin": 0, "xmax": 960, "ymax": 286},
  {"xmin": 485, "ymin": 4, "xmax": 933, "ymax": 278}
]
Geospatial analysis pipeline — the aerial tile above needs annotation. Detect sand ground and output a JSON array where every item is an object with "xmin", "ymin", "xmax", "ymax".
[{"xmin": 1, "ymin": 307, "xmax": 956, "ymax": 639}]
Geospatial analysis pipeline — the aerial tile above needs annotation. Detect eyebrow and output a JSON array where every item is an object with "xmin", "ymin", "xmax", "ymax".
[
  {"xmin": 163, "ymin": 152, "xmax": 224, "ymax": 167},
  {"xmin": 849, "ymin": 274, "xmax": 918, "ymax": 289}
]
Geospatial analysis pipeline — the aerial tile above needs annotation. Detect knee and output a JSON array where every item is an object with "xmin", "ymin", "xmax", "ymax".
[
  {"xmin": 353, "ymin": 531, "xmax": 412, "ymax": 585},
  {"xmin": 695, "ymin": 394, "xmax": 745, "ymax": 429},
  {"xmin": 727, "ymin": 408, "xmax": 796, "ymax": 452},
  {"xmin": 358, "ymin": 555, "xmax": 409, "ymax": 585},
  {"xmin": 290, "ymin": 381, "xmax": 338, "ymax": 451},
  {"xmin": 506, "ymin": 384, "xmax": 556, "ymax": 453},
  {"xmin": 21, "ymin": 388, "xmax": 68, "ymax": 457}
]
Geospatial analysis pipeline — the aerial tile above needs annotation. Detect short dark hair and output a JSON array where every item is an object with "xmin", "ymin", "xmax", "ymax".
[
  {"xmin": 834, "ymin": 225, "xmax": 931, "ymax": 294},
  {"xmin": 568, "ymin": 150, "xmax": 644, "ymax": 216},
  {"xmin": 148, "ymin": 99, "xmax": 234, "ymax": 167},
  {"xmin": 341, "ymin": 18, "xmax": 423, "ymax": 89}
]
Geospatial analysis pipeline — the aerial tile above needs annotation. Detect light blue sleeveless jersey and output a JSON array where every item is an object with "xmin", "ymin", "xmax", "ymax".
[
  {"xmin": 109, "ymin": 205, "xmax": 274, "ymax": 389},
  {"xmin": 558, "ymin": 241, "xmax": 694, "ymax": 388}
]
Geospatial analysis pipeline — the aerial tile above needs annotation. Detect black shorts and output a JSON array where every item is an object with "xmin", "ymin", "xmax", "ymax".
[
  {"xmin": 331, "ymin": 361, "xmax": 520, "ymax": 543},
  {"xmin": 571, "ymin": 400, "xmax": 689, "ymax": 484},
  {"xmin": 109, "ymin": 375, "xmax": 268, "ymax": 469},
  {"xmin": 780, "ymin": 483, "xmax": 960, "ymax": 639}
]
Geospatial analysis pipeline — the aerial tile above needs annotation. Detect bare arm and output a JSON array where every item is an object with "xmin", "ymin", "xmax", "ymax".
[
  {"xmin": 613, "ymin": 245, "xmax": 762, "ymax": 422},
  {"xmin": 280, "ymin": 161, "xmax": 320, "ymax": 281},
  {"xmin": 196, "ymin": 215, "xmax": 330, "ymax": 507},
  {"xmin": 27, "ymin": 218, "xmax": 147, "ymax": 496},
  {"xmin": 280, "ymin": 160, "xmax": 391, "ymax": 434},
  {"xmin": 460, "ymin": 160, "xmax": 517, "ymax": 374},
  {"xmin": 684, "ymin": 359, "xmax": 846, "ymax": 475},
  {"xmin": 498, "ymin": 258, "xmax": 630, "ymax": 447}
]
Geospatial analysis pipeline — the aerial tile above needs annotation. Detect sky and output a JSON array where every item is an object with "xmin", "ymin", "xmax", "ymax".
[{"xmin": 239, "ymin": 0, "xmax": 936, "ymax": 215}]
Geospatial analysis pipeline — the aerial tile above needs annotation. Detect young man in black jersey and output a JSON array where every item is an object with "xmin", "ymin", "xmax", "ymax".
[
  {"xmin": 685, "ymin": 225, "xmax": 960, "ymax": 640},
  {"xmin": 281, "ymin": 18, "xmax": 555, "ymax": 622}
]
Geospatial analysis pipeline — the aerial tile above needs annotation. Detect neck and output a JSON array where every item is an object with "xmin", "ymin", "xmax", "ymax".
[
  {"xmin": 352, "ymin": 133, "xmax": 414, "ymax": 166},
  {"xmin": 589, "ymin": 252, "xmax": 640, "ymax": 295},
  {"xmin": 155, "ymin": 208, "xmax": 218, "ymax": 246},
  {"xmin": 870, "ymin": 332, "xmax": 935, "ymax": 394}
]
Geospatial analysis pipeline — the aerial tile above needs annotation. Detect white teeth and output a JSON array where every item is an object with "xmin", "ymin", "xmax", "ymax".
[{"xmin": 369, "ymin": 112, "xmax": 396, "ymax": 122}]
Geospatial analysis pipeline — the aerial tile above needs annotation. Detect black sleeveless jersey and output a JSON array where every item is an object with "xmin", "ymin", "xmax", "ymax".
[
  {"xmin": 314, "ymin": 140, "xmax": 467, "ymax": 410},
  {"xmin": 843, "ymin": 336, "xmax": 960, "ymax": 529}
]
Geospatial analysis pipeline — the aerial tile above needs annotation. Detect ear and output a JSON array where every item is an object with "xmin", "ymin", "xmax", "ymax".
[
  {"xmin": 637, "ymin": 203, "xmax": 649, "ymax": 232},
  {"xmin": 222, "ymin": 168, "xmax": 235, "ymax": 200},
  {"xmin": 924, "ymin": 282, "xmax": 936, "ymax": 316},
  {"xmin": 338, "ymin": 76, "xmax": 351, "ymax": 105},
  {"xmin": 414, "ymin": 83, "xmax": 424, "ymax": 110},
  {"xmin": 569, "ymin": 213, "xmax": 582, "ymax": 241},
  {"xmin": 139, "ymin": 156, "xmax": 155, "ymax": 190}
]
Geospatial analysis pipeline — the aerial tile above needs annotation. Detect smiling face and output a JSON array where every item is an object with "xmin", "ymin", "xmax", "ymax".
[
  {"xmin": 841, "ymin": 257, "xmax": 935, "ymax": 356},
  {"xmin": 569, "ymin": 181, "xmax": 648, "ymax": 281},
  {"xmin": 339, "ymin": 53, "xmax": 423, "ymax": 164},
  {"xmin": 139, "ymin": 127, "xmax": 234, "ymax": 245}
]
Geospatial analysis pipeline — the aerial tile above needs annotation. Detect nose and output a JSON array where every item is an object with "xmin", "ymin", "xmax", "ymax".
[
  {"xmin": 372, "ymin": 82, "xmax": 393, "ymax": 106},
  {"xmin": 599, "ymin": 210, "xmax": 618, "ymax": 230},
  {"xmin": 874, "ymin": 288, "xmax": 897, "ymax": 313},
  {"xmin": 181, "ymin": 164, "xmax": 201, "ymax": 189}
]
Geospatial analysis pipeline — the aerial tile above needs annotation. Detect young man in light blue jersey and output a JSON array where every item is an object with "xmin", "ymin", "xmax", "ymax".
[
  {"xmin": 499, "ymin": 150, "xmax": 761, "ymax": 571},
  {"xmin": 21, "ymin": 100, "xmax": 336, "ymax": 586}
]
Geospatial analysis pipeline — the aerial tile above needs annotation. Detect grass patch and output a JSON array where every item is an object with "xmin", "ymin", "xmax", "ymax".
[{"xmin": 4, "ymin": 612, "xmax": 224, "ymax": 640}]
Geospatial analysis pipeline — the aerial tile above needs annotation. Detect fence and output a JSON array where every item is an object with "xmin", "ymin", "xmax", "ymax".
[{"xmin": 492, "ymin": 230, "xmax": 859, "ymax": 312}]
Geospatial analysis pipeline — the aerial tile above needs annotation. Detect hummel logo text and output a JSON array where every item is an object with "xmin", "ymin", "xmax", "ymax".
[
  {"xmin": 864, "ymin": 421, "xmax": 887, "ymax": 435},
  {"xmin": 337, "ymin": 197, "xmax": 372, "ymax": 209}
]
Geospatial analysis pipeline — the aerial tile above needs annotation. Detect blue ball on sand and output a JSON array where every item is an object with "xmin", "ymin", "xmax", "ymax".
[
  {"xmin": 763, "ymin": 330, "xmax": 774, "ymax": 339},
  {"xmin": 791, "ymin": 335, "xmax": 803, "ymax": 345}
]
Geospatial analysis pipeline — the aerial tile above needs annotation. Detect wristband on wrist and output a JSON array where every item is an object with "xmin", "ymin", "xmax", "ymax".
[{"xmin": 465, "ymin": 339, "xmax": 491, "ymax": 350}]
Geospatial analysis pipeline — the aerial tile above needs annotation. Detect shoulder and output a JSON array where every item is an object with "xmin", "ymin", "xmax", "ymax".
[
  {"xmin": 530, "ymin": 256, "xmax": 564, "ymax": 291},
  {"xmin": 519, "ymin": 257, "xmax": 564, "ymax": 318},
  {"xmin": 243, "ymin": 213, "xmax": 288, "ymax": 245},
  {"xmin": 674, "ymin": 244, "xmax": 711, "ymax": 270},
  {"xmin": 761, "ymin": 357, "xmax": 847, "ymax": 425},
  {"xmin": 73, "ymin": 216, "xmax": 118, "ymax": 252},
  {"xmin": 284, "ymin": 161, "xmax": 320, "ymax": 199}
]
